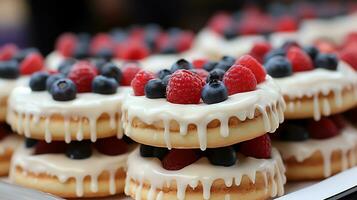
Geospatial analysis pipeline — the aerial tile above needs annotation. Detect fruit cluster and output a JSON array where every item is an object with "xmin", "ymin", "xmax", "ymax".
[
  {"xmin": 132, "ymin": 55, "xmax": 267, "ymax": 104},
  {"xmin": 140, "ymin": 134, "xmax": 271, "ymax": 170}
]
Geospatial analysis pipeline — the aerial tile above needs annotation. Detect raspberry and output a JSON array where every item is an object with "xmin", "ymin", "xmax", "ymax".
[
  {"xmin": 330, "ymin": 115, "xmax": 346, "ymax": 130},
  {"xmin": 95, "ymin": 137, "xmax": 128, "ymax": 156},
  {"xmin": 192, "ymin": 58, "xmax": 208, "ymax": 69},
  {"xmin": 315, "ymin": 40, "xmax": 337, "ymax": 53},
  {"xmin": 120, "ymin": 62, "xmax": 142, "ymax": 86},
  {"xmin": 208, "ymin": 13, "xmax": 232, "ymax": 34},
  {"xmin": 308, "ymin": 118, "xmax": 340, "ymax": 139},
  {"xmin": 115, "ymin": 41, "xmax": 149, "ymax": 60},
  {"xmin": 68, "ymin": 62, "xmax": 97, "ymax": 93},
  {"xmin": 131, "ymin": 70, "xmax": 155, "ymax": 96},
  {"xmin": 0, "ymin": 44, "xmax": 18, "ymax": 61},
  {"xmin": 287, "ymin": 46, "xmax": 313, "ymax": 72},
  {"xmin": 276, "ymin": 16, "xmax": 298, "ymax": 32},
  {"xmin": 19, "ymin": 52, "xmax": 44, "ymax": 75},
  {"xmin": 239, "ymin": 134, "xmax": 271, "ymax": 159},
  {"xmin": 34, "ymin": 141, "xmax": 67, "ymax": 155},
  {"xmin": 176, "ymin": 31, "xmax": 194, "ymax": 52},
  {"xmin": 56, "ymin": 33, "xmax": 77, "ymax": 57},
  {"xmin": 166, "ymin": 70, "xmax": 205, "ymax": 104},
  {"xmin": 90, "ymin": 33, "xmax": 113, "ymax": 55},
  {"xmin": 223, "ymin": 65, "xmax": 257, "ymax": 95},
  {"xmin": 236, "ymin": 55, "xmax": 266, "ymax": 83},
  {"xmin": 249, "ymin": 41, "xmax": 272, "ymax": 63},
  {"xmin": 191, "ymin": 69, "xmax": 209, "ymax": 80},
  {"xmin": 340, "ymin": 47, "xmax": 357, "ymax": 70},
  {"xmin": 162, "ymin": 149, "xmax": 201, "ymax": 170}
]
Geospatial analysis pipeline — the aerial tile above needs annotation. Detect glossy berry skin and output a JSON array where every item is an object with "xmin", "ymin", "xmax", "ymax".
[
  {"xmin": 162, "ymin": 75, "xmax": 171, "ymax": 87},
  {"xmin": 46, "ymin": 74, "xmax": 65, "ymax": 91},
  {"xmin": 239, "ymin": 134, "xmax": 271, "ymax": 159},
  {"xmin": 314, "ymin": 53, "xmax": 338, "ymax": 71},
  {"xmin": 223, "ymin": 65, "xmax": 257, "ymax": 95},
  {"xmin": 131, "ymin": 70, "xmax": 155, "ymax": 96},
  {"xmin": 221, "ymin": 56, "xmax": 236, "ymax": 66},
  {"xmin": 34, "ymin": 141, "xmax": 67, "ymax": 155},
  {"xmin": 120, "ymin": 63, "xmax": 141, "ymax": 86},
  {"xmin": 66, "ymin": 141, "xmax": 92, "ymax": 160},
  {"xmin": 95, "ymin": 137, "xmax": 128, "ymax": 156},
  {"xmin": 264, "ymin": 56, "xmax": 293, "ymax": 78},
  {"xmin": 12, "ymin": 48, "xmax": 39, "ymax": 63},
  {"xmin": 162, "ymin": 149, "xmax": 200, "ymax": 170},
  {"xmin": 215, "ymin": 60, "xmax": 233, "ymax": 71},
  {"xmin": 0, "ymin": 60, "xmax": 19, "ymax": 79},
  {"xmin": 50, "ymin": 78, "xmax": 77, "ymax": 101},
  {"xmin": 145, "ymin": 79, "xmax": 166, "ymax": 99},
  {"xmin": 264, "ymin": 48, "xmax": 286, "ymax": 63},
  {"xmin": 207, "ymin": 146, "xmax": 237, "ymax": 167},
  {"xmin": 19, "ymin": 52, "xmax": 44, "ymax": 75},
  {"xmin": 287, "ymin": 46, "xmax": 314, "ymax": 72},
  {"xmin": 308, "ymin": 118, "xmax": 340, "ymax": 139},
  {"xmin": 206, "ymin": 68, "xmax": 225, "ymax": 82},
  {"xmin": 25, "ymin": 138, "xmax": 38, "ymax": 148},
  {"xmin": 303, "ymin": 45, "xmax": 319, "ymax": 60},
  {"xmin": 279, "ymin": 123, "xmax": 309, "ymax": 141},
  {"xmin": 201, "ymin": 80, "xmax": 228, "ymax": 104},
  {"xmin": 157, "ymin": 69, "xmax": 172, "ymax": 80},
  {"xmin": 170, "ymin": 59, "xmax": 193, "ymax": 73},
  {"xmin": 236, "ymin": 55, "xmax": 266, "ymax": 83},
  {"xmin": 94, "ymin": 48, "xmax": 113, "ymax": 61},
  {"xmin": 100, "ymin": 63, "xmax": 122, "ymax": 84},
  {"xmin": 153, "ymin": 147, "xmax": 169, "ymax": 160},
  {"xmin": 58, "ymin": 59, "xmax": 75, "ymax": 76},
  {"xmin": 92, "ymin": 75, "xmax": 118, "ymax": 95},
  {"xmin": 202, "ymin": 61, "xmax": 218, "ymax": 72},
  {"xmin": 68, "ymin": 62, "xmax": 97, "ymax": 93},
  {"xmin": 29, "ymin": 72, "xmax": 49, "ymax": 91}
]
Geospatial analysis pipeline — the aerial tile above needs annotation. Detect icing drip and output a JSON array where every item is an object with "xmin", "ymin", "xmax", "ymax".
[
  {"xmin": 122, "ymin": 76, "xmax": 285, "ymax": 150},
  {"xmin": 10, "ymin": 145, "xmax": 132, "ymax": 197},
  {"xmin": 273, "ymin": 125, "xmax": 357, "ymax": 177},
  {"xmin": 125, "ymin": 148, "xmax": 286, "ymax": 200},
  {"xmin": 0, "ymin": 134, "xmax": 22, "ymax": 155},
  {"xmin": 7, "ymin": 87, "xmax": 130, "ymax": 143}
]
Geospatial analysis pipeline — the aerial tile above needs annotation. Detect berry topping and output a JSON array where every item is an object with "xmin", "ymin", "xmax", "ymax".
[
  {"xmin": 264, "ymin": 48, "xmax": 286, "ymax": 63},
  {"xmin": 56, "ymin": 33, "xmax": 77, "ymax": 57},
  {"xmin": 166, "ymin": 70, "xmax": 204, "ymax": 104},
  {"xmin": 95, "ymin": 48, "xmax": 113, "ymax": 61},
  {"xmin": 73, "ymin": 43, "xmax": 90, "ymax": 59},
  {"xmin": 201, "ymin": 80, "xmax": 228, "ymax": 104},
  {"xmin": 214, "ymin": 60, "xmax": 232, "ymax": 71},
  {"xmin": 190, "ymin": 68, "xmax": 209, "ymax": 80},
  {"xmin": 100, "ymin": 63, "xmax": 122, "ymax": 84},
  {"xmin": 116, "ymin": 41, "xmax": 149, "ymax": 60},
  {"xmin": 223, "ymin": 65, "xmax": 257, "ymax": 95},
  {"xmin": 192, "ymin": 58, "xmax": 208, "ymax": 69},
  {"xmin": 19, "ymin": 52, "xmax": 44, "ymax": 75},
  {"xmin": 221, "ymin": 56, "xmax": 236, "ymax": 66},
  {"xmin": 46, "ymin": 74, "xmax": 65, "ymax": 91},
  {"xmin": 287, "ymin": 46, "xmax": 313, "ymax": 72},
  {"xmin": 25, "ymin": 138, "xmax": 38, "ymax": 148},
  {"xmin": 308, "ymin": 118, "xmax": 340, "ymax": 139},
  {"xmin": 92, "ymin": 75, "xmax": 118, "ymax": 95},
  {"xmin": 131, "ymin": 70, "xmax": 155, "ymax": 96},
  {"xmin": 330, "ymin": 115, "xmax": 346, "ymax": 130},
  {"xmin": 57, "ymin": 59, "xmax": 75, "ymax": 76},
  {"xmin": 50, "ymin": 78, "xmax": 77, "ymax": 101},
  {"xmin": 250, "ymin": 41, "xmax": 272, "ymax": 63},
  {"xmin": 264, "ymin": 56, "xmax": 293, "ymax": 78},
  {"xmin": 207, "ymin": 146, "xmax": 237, "ymax": 167},
  {"xmin": 120, "ymin": 62, "xmax": 141, "ymax": 86},
  {"xmin": 66, "ymin": 141, "xmax": 92, "ymax": 160},
  {"xmin": 0, "ymin": 44, "xmax": 18, "ymax": 61},
  {"xmin": 29, "ymin": 72, "xmax": 49, "ymax": 91},
  {"xmin": 236, "ymin": 55, "xmax": 266, "ymax": 83},
  {"xmin": 206, "ymin": 68, "xmax": 225, "ymax": 82},
  {"xmin": 170, "ymin": 59, "xmax": 193, "ymax": 73},
  {"xmin": 162, "ymin": 149, "xmax": 201, "ymax": 170},
  {"xmin": 279, "ymin": 123, "xmax": 309, "ymax": 141},
  {"xmin": 240, "ymin": 134, "xmax": 271, "ymax": 159},
  {"xmin": 202, "ymin": 61, "xmax": 218, "ymax": 72},
  {"xmin": 140, "ymin": 145, "xmax": 168, "ymax": 160},
  {"xmin": 95, "ymin": 137, "xmax": 128, "ymax": 156},
  {"xmin": 68, "ymin": 62, "xmax": 97, "ymax": 93},
  {"xmin": 13, "ymin": 48, "xmax": 39, "ymax": 63},
  {"xmin": 303, "ymin": 45, "xmax": 319, "ymax": 60},
  {"xmin": 34, "ymin": 141, "xmax": 67, "ymax": 155},
  {"xmin": 314, "ymin": 53, "xmax": 338, "ymax": 71},
  {"xmin": 157, "ymin": 69, "xmax": 171, "ymax": 80},
  {"xmin": 0, "ymin": 60, "xmax": 19, "ymax": 79},
  {"xmin": 145, "ymin": 79, "xmax": 166, "ymax": 99}
]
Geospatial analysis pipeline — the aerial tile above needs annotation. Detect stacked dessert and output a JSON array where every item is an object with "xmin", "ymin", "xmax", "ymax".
[
  {"xmin": 0, "ymin": 44, "xmax": 45, "ymax": 176},
  {"xmin": 259, "ymin": 41, "xmax": 357, "ymax": 180},
  {"xmin": 7, "ymin": 60, "xmax": 136, "ymax": 198},
  {"xmin": 122, "ymin": 55, "xmax": 287, "ymax": 199}
]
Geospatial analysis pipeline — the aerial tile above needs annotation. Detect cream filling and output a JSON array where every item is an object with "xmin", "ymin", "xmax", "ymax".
[
  {"xmin": 7, "ymin": 86, "xmax": 131, "ymax": 143},
  {"xmin": 125, "ymin": 148, "xmax": 286, "ymax": 200},
  {"xmin": 273, "ymin": 125, "xmax": 357, "ymax": 177},
  {"xmin": 122, "ymin": 76, "xmax": 285, "ymax": 150},
  {"xmin": 0, "ymin": 76, "xmax": 29, "ymax": 99},
  {"xmin": 10, "ymin": 145, "xmax": 133, "ymax": 197},
  {"xmin": 0, "ymin": 134, "xmax": 22, "ymax": 155}
]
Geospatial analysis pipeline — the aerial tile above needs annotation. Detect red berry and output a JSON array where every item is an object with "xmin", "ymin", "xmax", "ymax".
[
  {"xmin": 308, "ymin": 118, "xmax": 340, "ymax": 139},
  {"xmin": 68, "ymin": 61, "xmax": 97, "ymax": 93},
  {"xmin": 90, "ymin": 33, "xmax": 113, "ymax": 55},
  {"xmin": 34, "ymin": 141, "xmax": 67, "ymax": 155},
  {"xmin": 287, "ymin": 46, "xmax": 313, "ymax": 72},
  {"xmin": 276, "ymin": 16, "xmax": 298, "ymax": 32},
  {"xmin": 315, "ymin": 40, "xmax": 337, "ymax": 54},
  {"xmin": 240, "ymin": 134, "xmax": 271, "ymax": 159},
  {"xmin": 236, "ymin": 55, "xmax": 266, "ymax": 83},
  {"xmin": 191, "ymin": 69, "xmax": 209, "ymax": 80},
  {"xmin": 223, "ymin": 65, "xmax": 257, "ymax": 95},
  {"xmin": 176, "ymin": 31, "xmax": 194, "ymax": 52},
  {"xmin": 208, "ymin": 13, "xmax": 232, "ymax": 34},
  {"xmin": 162, "ymin": 149, "xmax": 201, "ymax": 170},
  {"xmin": 95, "ymin": 137, "xmax": 128, "ymax": 156},
  {"xmin": 20, "ymin": 52, "xmax": 44, "ymax": 75},
  {"xmin": 330, "ymin": 115, "xmax": 346, "ymax": 130},
  {"xmin": 131, "ymin": 70, "xmax": 155, "ymax": 96},
  {"xmin": 192, "ymin": 58, "xmax": 208, "ymax": 69},
  {"xmin": 0, "ymin": 44, "xmax": 18, "ymax": 61},
  {"xmin": 166, "ymin": 70, "xmax": 204, "ymax": 104},
  {"xmin": 56, "ymin": 33, "xmax": 77, "ymax": 57},
  {"xmin": 340, "ymin": 47, "xmax": 357, "ymax": 70},
  {"xmin": 116, "ymin": 41, "xmax": 149, "ymax": 60},
  {"xmin": 249, "ymin": 41, "xmax": 272, "ymax": 63},
  {"xmin": 120, "ymin": 63, "xmax": 142, "ymax": 86}
]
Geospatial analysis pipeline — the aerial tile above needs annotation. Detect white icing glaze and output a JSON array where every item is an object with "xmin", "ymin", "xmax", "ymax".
[
  {"xmin": 269, "ymin": 32, "xmax": 299, "ymax": 48},
  {"xmin": 273, "ymin": 125, "xmax": 357, "ymax": 177},
  {"xmin": 0, "ymin": 134, "xmax": 22, "ymax": 155},
  {"xmin": 7, "ymin": 86, "xmax": 131, "ymax": 143},
  {"xmin": 0, "ymin": 77, "xmax": 29, "ymax": 99},
  {"xmin": 125, "ymin": 148, "xmax": 286, "ymax": 200},
  {"xmin": 45, "ymin": 51, "xmax": 66, "ymax": 71},
  {"xmin": 140, "ymin": 54, "xmax": 180, "ymax": 72},
  {"xmin": 10, "ymin": 145, "xmax": 133, "ymax": 197},
  {"xmin": 122, "ymin": 76, "xmax": 285, "ymax": 150},
  {"xmin": 275, "ymin": 62, "xmax": 357, "ymax": 120}
]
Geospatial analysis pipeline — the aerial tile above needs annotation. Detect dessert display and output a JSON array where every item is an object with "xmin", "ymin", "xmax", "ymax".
[
  {"xmin": 123, "ymin": 55, "xmax": 287, "ymax": 199},
  {"xmin": 7, "ymin": 60, "xmax": 136, "ymax": 198}
]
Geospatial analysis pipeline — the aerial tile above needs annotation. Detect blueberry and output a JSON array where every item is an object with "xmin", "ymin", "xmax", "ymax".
[
  {"xmin": 58, "ymin": 59, "xmax": 75, "ymax": 76},
  {"xmin": 206, "ymin": 68, "xmax": 225, "ymax": 82},
  {"xmin": 314, "ymin": 53, "xmax": 338, "ymax": 71},
  {"xmin": 201, "ymin": 80, "xmax": 228, "ymax": 104},
  {"xmin": 73, "ymin": 43, "xmax": 89, "ymax": 59},
  {"xmin": 29, "ymin": 72, "xmax": 49, "ymax": 91},
  {"xmin": 140, "ymin": 144, "xmax": 155, "ymax": 157},
  {"xmin": 50, "ymin": 78, "xmax": 77, "ymax": 101},
  {"xmin": 207, "ymin": 146, "xmax": 237, "ymax": 167},
  {"xmin": 92, "ymin": 58, "xmax": 108, "ymax": 72},
  {"xmin": 153, "ymin": 147, "xmax": 168, "ymax": 160},
  {"xmin": 66, "ymin": 141, "xmax": 92, "ymax": 160},
  {"xmin": 280, "ymin": 123, "xmax": 309, "ymax": 141},
  {"xmin": 223, "ymin": 26, "xmax": 237, "ymax": 40},
  {"xmin": 202, "ymin": 61, "xmax": 218, "ymax": 72},
  {"xmin": 95, "ymin": 48, "xmax": 113, "ymax": 61},
  {"xmin": 303, "ymin": 46, "xmax": 319, "ymax": 60},
  {"xmin": 264, "ymin": 56, "xmax": 293, "ymax": 78},
  {"xmin": 46, "ymin": 74, "xmax": 65, "ymax": 91},
  {"xmin": 12, "ymin": 48, "xmax": 39, "ymax": 62},
  {"xmin": 92, "ymin": 75, "xmax": 118, "ymax": 95},
  {"xmin": 162, "ymin": 75, "xmax": 171, "ymax": 87},
  {"xmin": 0, "ymin": 60, "xmax": 19, "ymax": 79},
  {"xmin": 25, "ymin": 138, "xmax": 38, "ymax": 148},
  {"xmin": 145, "ymin": 79, "xmax": 166, "ymax": 99},
  {"xmin": 111, "ymin": 29, "xmax": 127, "ymax": 43},
  {"xmin": 221, "ymin": 56, "xmax": 236, "ymax": 66},
  {"xmin": 77, "ymin": 33, "xmax": 91, "ymax": 43},
  {"xmin": 170, "ymin": 59, "xmax": 193, "ymax": 72},
  {"xmin": 215, "ymin": 60, "xmax": 233, "ymax": 71},
  {"xmin": 168, "ymin": 27, "xmax": 181, "ymax": 37},
  {"xmin": 157, "ymin": 69, "xmax": 171, "ymax": 80},
  {"xmin": 264, "ymin": 48, "xmax": 286, "ymax": 63},
  {"xmin": 160, "ymin": 44, "xmax": 177, "ymax": 54},
  {"xmin": 100, "ymin": 63, "xmax": 122, "ymax": 83}
]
